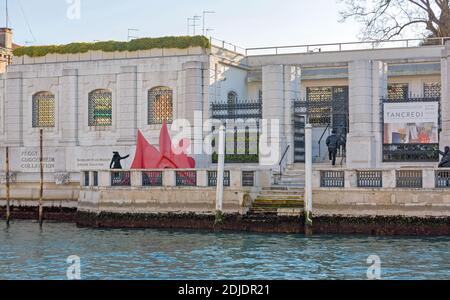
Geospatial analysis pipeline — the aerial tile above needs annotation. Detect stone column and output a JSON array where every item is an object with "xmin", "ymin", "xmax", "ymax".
[
  {"xmin": 117, "ymin": 66, "xmax": 138, "ymax": 144},
  {"xmin": 346, "ymin": 60, "xmax": 387, "ymax": 168},
  {"xmin": 284, "ymin": 66, "xmax": 301, "ymax": 166},
  {"xmin": 261, "ymin": 65, "xmax": 285, "ymax": 167},
  {"xmin": 440, "ymin": 41, "xmax": 450, "ymax": 148},
  {"xmin": 5, "ymin": 72, "xmax": 23, "ymax": 147},
  {"xmin": 183, "ymin": 61, "xmax": 206, "ymax": 167}
]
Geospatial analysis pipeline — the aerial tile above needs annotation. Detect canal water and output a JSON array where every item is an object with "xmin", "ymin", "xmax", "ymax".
[{"xmin": 0, "ymin": 220, "xmax": 449, "ymax": 280}]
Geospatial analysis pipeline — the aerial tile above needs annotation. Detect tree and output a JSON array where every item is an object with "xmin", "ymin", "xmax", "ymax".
[{"xmin": 339, "ymin": 0, "xmax": 450, "ymax": 40}]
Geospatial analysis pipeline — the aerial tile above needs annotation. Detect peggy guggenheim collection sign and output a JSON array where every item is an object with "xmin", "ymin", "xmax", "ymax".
[{"xmin": 383, "ymin": 102, "xmax": 439, "ymax": 144}]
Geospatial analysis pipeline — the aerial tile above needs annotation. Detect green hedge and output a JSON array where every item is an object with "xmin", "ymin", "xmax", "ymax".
[{"xmin": 13, "ymin": 36, "xmax": 211, "ymax": 57}]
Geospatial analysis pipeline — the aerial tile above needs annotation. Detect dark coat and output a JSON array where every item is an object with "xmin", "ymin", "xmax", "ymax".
[{"xmin": 326, "ymin": 134, "xmax": 339, "ymax": 151}]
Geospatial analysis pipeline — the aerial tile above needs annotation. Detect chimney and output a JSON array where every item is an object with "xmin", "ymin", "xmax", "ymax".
[{"xmin": 0, "ymin": 27, "xmax": 13, "ymax": 49}]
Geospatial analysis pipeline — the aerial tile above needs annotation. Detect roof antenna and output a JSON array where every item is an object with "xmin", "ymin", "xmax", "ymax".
[{"xmin": 6, "ymin": 0, "xmax": 8, "ymax": 28}]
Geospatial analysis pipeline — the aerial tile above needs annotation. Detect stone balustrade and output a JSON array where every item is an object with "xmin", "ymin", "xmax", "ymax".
[
  {"xmin": 314, "ymin": 168, "xmax": 450, "ymax": 189},
  {"xmin": 80, "ymin": 168, "xmax": 272, "ymax": 190}
]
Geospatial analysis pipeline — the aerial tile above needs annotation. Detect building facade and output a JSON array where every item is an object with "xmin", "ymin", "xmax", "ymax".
[{"xmin": 1, "ymin": 35, "xmax": 449, "ymax": 198}]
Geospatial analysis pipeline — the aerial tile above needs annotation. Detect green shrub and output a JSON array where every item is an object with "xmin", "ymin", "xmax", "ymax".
[{"xmin": 13, "ymin": 36, "xmax": 211, "ymax": 57}]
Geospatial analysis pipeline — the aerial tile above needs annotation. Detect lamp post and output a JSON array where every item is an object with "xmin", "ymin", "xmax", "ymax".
[{"xmin": 202, "ymin": 11, "xmax": 215, "ymax": 36}]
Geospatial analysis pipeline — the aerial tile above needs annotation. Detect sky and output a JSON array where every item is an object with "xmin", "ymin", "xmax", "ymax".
[{"xmin": 2, "ymin": 0, "xmax": 362, "ymax": 48}]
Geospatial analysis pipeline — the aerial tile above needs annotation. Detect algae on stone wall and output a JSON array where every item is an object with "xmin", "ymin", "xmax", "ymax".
[{"xmin": 13, "ymin": 36, "xmax": 211, "ymax": 57}]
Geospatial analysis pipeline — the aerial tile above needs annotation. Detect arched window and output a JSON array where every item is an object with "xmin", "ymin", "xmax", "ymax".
[
  {"xmin": 148, "ymin": 86, "xmax": 173, "ymax": 125},
  {"xmin": 32, "ymin": 91, "xmax": 55, "ymax": 128},
  {"xmin": 88, "ymin": 89, "xmax": 112, "ymax": 127}
]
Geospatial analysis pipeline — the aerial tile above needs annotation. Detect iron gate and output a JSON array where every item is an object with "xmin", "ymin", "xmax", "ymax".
[
  {"xmin": 293, "ymin": 86, "xmax": 349, "ymax": 162},
  {"xmin": 211, "ymin": 99, "xmax": 262, "ymax": 163}
]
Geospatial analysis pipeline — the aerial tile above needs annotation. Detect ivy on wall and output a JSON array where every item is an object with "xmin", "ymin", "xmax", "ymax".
[{"xmin": 13, "ymin": 36, "xmax": 211, "ymax": 57}]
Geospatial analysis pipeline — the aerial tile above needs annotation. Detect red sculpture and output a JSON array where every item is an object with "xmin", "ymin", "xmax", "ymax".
[{"xmin": 131, "ymin": 122, "xmax": 196, "ymax": 169}]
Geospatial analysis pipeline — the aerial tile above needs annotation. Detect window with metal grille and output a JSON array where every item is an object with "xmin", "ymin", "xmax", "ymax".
[
  {"xmin": 93, "ymin": 171, "xmax": 98, "ymax": 187},
  {"xmin": 387, "ymin": 83, "xmax": 409, "ymax": 100},
  {"xmin": 436, "ymin": 170, "xmax": 450, "ymax": 188},
  {"xmin": 320, "ymin": 170, "xmax": 345, "ymax": 188},
  {"xmin": 208, "ymin": 171, "xmax": 230, "ymax": 187},
  {"xmin": 357, "ymin": 171, "xmax": 382, "ymax": 188},
  {"xmin": 88, "ymin": 89, "xmax": 112, "ymax": 127},
  {"xmin": 424, "ymin": 83, "xmax": 441, "ymax": 98},
  {"xmin": 111, "ymin": 171, "xmax": 131, "ymax": 186},
  {"xmin": 142, "ymin": 171, "xmax": 163, "ymax": 187},
  {"xmin": 83, "ymin": 171, "xmax": 90, "ymax": 187},
  {"xmin": 32, "ymin": 92, "xmax": 55, "ymax": 128},
  {"xmin": 148, "ymin": 87, "xmax": 173, "ymax": 125},
  {"xmin": 242, "ymin": 171, "xmax": 255, "ymax": 187},
  {"xmin": 396, "ymin": 170, "xmax": 422, "ymax": 188},
  {"xmin": 176, "ymin": 171, "xmax": 197, "ymax": 186}
]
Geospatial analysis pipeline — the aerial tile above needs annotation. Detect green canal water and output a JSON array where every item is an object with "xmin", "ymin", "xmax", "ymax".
[{"xmin": 0, "ymin": 220, "xmax": 449, "ymax": 280}]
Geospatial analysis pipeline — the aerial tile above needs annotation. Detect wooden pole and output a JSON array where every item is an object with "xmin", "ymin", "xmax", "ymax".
[
  {"xmin": 5, "ymin": 146, "xmax": 11, "ymax": 226},
  {"xmin": 38, "ymin": 129, "xmax": 43, "ymax": 227}
]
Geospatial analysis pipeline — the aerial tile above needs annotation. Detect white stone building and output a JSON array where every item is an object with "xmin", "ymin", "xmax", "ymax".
[{"xmin": 1, "ymin": 33, "xmax": 450, "ymax": 201}]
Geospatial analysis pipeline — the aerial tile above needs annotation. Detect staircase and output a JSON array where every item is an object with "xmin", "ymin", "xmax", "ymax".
[{"xmin": 248, "ymin": 164, "xmax": 305, "ymax": 216}]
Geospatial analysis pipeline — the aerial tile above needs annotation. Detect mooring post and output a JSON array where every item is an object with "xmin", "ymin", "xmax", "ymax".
[
  {"xmin": 215, "ymin": 125, "xmax": 226, "ymax": 224},
  {"xmin": 304, "ymin": 124, "xmax": 313, "ymax": 235},
  {"xmin": 5, "ymin": 146, "xmax": 11, "ymax": 226},
  {"xmin": 38, "ymin": 129, "xmax": 44, "ymax": 227}
]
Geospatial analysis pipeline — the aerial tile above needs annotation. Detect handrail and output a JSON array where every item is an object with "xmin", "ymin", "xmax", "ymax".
[
  {"xmin": 318, "ymin": 123, "xmax": 330, "ymax": 158},
  {"xmin": 210, "ymin": 37, "xmax": 247, "ymax": 55},
  {"xmin": 245, "ymin": 37, "xmax": 450, "ymax": 56},
  {"xmin": 279, "ymin": 145, "xmax": 291, "ymax": 176}
]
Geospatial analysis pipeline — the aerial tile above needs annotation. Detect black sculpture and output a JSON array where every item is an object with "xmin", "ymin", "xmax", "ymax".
[
  {"xmin": 438, "ymin": 147, "xmax": 450, "ymax": 168},
  {"xmin": 110, "ymin": 152, "xmax": 130, "ymax": 169}
]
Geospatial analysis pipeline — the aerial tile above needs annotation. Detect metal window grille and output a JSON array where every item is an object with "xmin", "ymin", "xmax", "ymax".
[
  {"xmin": 396, "ymin": 170, "xmax": 423, "ymax": 188},
  {"xmin": 176, "ymin": 171, "xmax": 197, "ymax": 187},
  {"xmin": 320, "ymin": 170, "xmax": 345, "ymax": 188},
  {"xmin": 88, "ymin": 90, "xmax": 112, "ymax": 127},
  {"xmin": 93, "ymin": 171, "xmax": 98, "ymax": 187},
  {"xmin": 436, "ymin": 170, "xmax": 450, "ymax": 188},
  {"xmin": 357, "ymin": 171, "xmax": 382, "ymax": 188},
  {"xmin": 242, "ymin": 171, "xmax": 255, "ymax": 187},
  {"xmin": 424, "ymin": 83, "xmax": 441, "ymax": 98},
  {"xmin": 32, "ymin": 92, "xmax": 55, "ymax": 128},
  {"xmin": 208, "ymin": 171, "xmax": 230, "ymax": 187},
  {"xmin": 83, "ymin": 171, "xmax": 90, "ymax": 187},
  {"xmin": 148, "ymin": 87, "xmax": 173, "ymax": 125},
  {"xmin": 142, "ymin": 171, "xmax": 163, "ymax": 187},
  {"xmin": 111, "ymin": 171, "xmax": 131, "ymax": 187},
  {"xmin": 387, "ymin": 83, "xmax": 409, "ymax": 100}
]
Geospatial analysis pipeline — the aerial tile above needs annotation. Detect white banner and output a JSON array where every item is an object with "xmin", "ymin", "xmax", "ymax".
[{"xmin": 383, "ymin": 102, "xmax": 439, "ymax": 144}]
